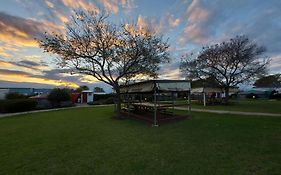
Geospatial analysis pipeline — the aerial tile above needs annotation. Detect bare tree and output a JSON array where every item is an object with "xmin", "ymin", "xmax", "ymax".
[
  {"xmin": 180, "ymin": 36, "xmax": 269, "ymax": 102},
  {"xmin": 38, "ymin": 10, "xmax": 169, "ymax": 118}
]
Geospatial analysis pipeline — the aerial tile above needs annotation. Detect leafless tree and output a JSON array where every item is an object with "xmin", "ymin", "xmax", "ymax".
[
  {"xmin": 180, "ymin": 36, "xmax": 269, "ymax": 102},
  {"xmin": 39, "ymin": 10, "xmax": 170, "ymax": 118}
]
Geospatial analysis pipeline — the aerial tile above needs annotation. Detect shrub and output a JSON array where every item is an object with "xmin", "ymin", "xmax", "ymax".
[
  {"xmin": 48, "ymin": 88, "xmax": 71, "ymax": 107},
  {"xmin": 0, "ymin": 99, "xmax": 37, "ymax": 113},
  {"xmin": 93, "ymin": 94, "xmax": 114, "ymax": 101},
  {"xmin": 91, "ymin": 94, "xmax": 115, "ymax": 105},
  {"xmin": 5, "ymin": 92, "xmax": 27, "ymax": 99}
]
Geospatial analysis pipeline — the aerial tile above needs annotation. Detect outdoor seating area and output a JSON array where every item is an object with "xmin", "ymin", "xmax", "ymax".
[{"xmin": 119, "ymin": 80, "xmax": 191, "ymax": 125}]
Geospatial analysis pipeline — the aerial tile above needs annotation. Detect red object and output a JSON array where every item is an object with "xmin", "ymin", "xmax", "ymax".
[{"xmin": 71, "ymin": 93, "xmax": 81, "ymax": 103}]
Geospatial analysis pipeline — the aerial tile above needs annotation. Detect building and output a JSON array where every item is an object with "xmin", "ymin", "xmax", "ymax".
[
  {"xmin": 81, "ymin": 90, "xmax": 94, "ymax": 103},
  {"xmin": 0, "ymin": 89, "xmax": 9, "ymax": 100},
  {"xmin": 191, "ymin": 87, "xmax": 239, "ymax": 106},
  {"xmin": 0, "ymin": 88, "xmax": 52, "ymax": 97},
  {"xmin": 238, "ymin": 88, "xmax": 275, "ymax": 99}
]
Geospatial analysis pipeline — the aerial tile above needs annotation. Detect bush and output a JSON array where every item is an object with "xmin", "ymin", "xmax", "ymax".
[
  {"xmin": 93, "ymin": 94, "xmax": 114, "ymax": 101},
  {"xmin": 5, "ymin": 92, "xmax": 27, "ymax": 99},
  {"xmin": 48, "ymin": 88, "xmax": 71, "ymax": 107},
  {"xmin": 0, "ymin": 99, "xmax": 37, "ymax": 113},
  {"xmin": 90, "ymin": 94, "xmax": 115, "ymax": 105}
]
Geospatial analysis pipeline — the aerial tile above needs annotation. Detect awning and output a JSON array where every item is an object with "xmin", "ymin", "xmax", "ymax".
[{"xmin": 120, "ymin": 80, "xmax": 191, "ymax": 93}]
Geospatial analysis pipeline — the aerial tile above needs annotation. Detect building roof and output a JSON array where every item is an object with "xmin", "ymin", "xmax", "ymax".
[{"xmin": 81, "ymin": 90, "xmax": 93, "ymax": 93}]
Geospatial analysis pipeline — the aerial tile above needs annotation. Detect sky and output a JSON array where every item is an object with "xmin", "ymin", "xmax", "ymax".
[{"xmin": 0, "ymin": 0, "xmax": 281, "ymax": 92}]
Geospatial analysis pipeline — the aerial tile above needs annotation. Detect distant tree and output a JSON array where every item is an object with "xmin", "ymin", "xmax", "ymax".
[
  {"xmin": 191, "ymin": 76, "xmax": 221, "ymax": 88},
  {"xmin": 94, "ymin": 87, "xmax": 105, "ymax": 93},
  {"xmin": 76, "ymin": 85, "xmax": 89, "ymax": 92},
  {"xmin": 39, "ymin": 10, "xmax": 170, "ymax": 118},
  {"xmin": 254, "ymin": 74, "xmax": 281, "ymax": 88},
  {"xmin": 5, "ymin": 92, "xmax": 26, "ymax": 99},
  {"xmin": 48, "ymin": 88, "xmax": 71, "ymax": 107},
  {"xmin": 180, "ymin": 36, "xmax": 269, "ymax": 103}
]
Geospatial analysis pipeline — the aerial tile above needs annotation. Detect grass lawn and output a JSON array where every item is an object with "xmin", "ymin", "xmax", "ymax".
[
  {"xmin": 172, "ymin": 99, "xmax": 281, "ymax": 114},
  {"xmin": 0, "ymin": 106, "xmax": 281, "ymax": 174}
]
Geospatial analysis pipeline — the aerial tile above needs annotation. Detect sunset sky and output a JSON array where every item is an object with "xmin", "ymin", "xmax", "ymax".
[{"xmin": 0, "ymin": 0, "xmax": 280, "ymax": 92}]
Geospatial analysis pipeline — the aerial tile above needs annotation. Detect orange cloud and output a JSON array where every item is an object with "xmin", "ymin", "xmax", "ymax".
[
  {"xmin": 99, "ymin": 0, "xmax": 119, "ymax": 14},
  {"xmin": 0, "ymin": 60, "xmax": 13, "ymax": 67},
  {"xmin": 61, "ymin": 0, "xmax": 98, "ymax": 12},
  {"xmin": 136, "ymin": 15, "xmax": 163, "ymax": 34},
  {"xmin": 0, "ymin": 47, "xmax": 12, "ymax": 58},
  {"xmin": 159, "ymin": 68, "xmax": 181, "ymax": 79},
  {"xmin": 0, "ymin": 71, "xmax": 79, "ymax": 88}
]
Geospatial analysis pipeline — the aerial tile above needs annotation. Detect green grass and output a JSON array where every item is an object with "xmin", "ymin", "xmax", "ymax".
[
  {"xmin": 170, "ymin": 99, "xmax": 281, "ymax": 114},
  {"xmin": 0, "ymin": 106, "xmax": 281, "ymax": 174}
]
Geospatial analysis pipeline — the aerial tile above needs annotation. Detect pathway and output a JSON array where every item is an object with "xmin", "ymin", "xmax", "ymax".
[
  {"xmin": 175, "ymin": 107, "xmax": 281, "ymax": 117},
  {"xmin": 0, "ymin": 104, "xmax": 114, "ymax": 119}
]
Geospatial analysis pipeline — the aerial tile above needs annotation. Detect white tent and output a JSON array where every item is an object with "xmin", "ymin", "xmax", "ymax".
[
  {"xmin": 120, "ymin": 80, "xmax": 191, "ymax": 93},
  {"xmin": 120, "ymin": 80, "xmax": 191, "ymax": 126}
]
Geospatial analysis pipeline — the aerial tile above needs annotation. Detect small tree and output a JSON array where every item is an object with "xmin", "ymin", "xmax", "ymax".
[
  {"xmin": 254, "ymin": 74, "xmax": 281, "ymax": 88},
  {"xmin": 48, "ymin": 88, "xmax": 71, "ymax": 107},
  {"xmin": 180, "ymin": 36, "xmax": 269, "ymax": 102},
  {"xmin": 39, "ymin": 10, "xmax": 169, "ymax": 118}
]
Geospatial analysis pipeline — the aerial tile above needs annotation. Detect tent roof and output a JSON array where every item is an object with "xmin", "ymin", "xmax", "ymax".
[
  {"xmin": 120, "ymin": 80, "xmax": 191, "ymax": 93},
  {"xmin": 191, "ymin": 87, "xmax": 239, "ymax": 93}
]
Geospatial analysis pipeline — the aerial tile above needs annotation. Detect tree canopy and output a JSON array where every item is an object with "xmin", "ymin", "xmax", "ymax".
[
  {"xmin": 180, "ymin": 36, "xmax": 269, "ymax": 101},
  {"xmin": 39, "ymin": 10, "xmax": 170, "ymax": 117},
  {"xmin": 254, "ymin": 74, "xmax": 281, "ymax": 88}
]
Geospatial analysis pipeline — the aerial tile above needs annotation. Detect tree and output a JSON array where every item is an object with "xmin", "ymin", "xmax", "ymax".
[
  {"xmin": 76, "ymin": 85, "xmax": 89, "ymax": 92},
  {"xmin": 94, "ymin": 87, "xmax": 105, "ymax": 93},
  {"xmin": 191, "ymin": 76, "xmax": 220, "ymax": 88},
  {"xmin": 5, "ymin": 92, "xmax": 27, "ymax": 99},
  {"xmin": 48, "ymin": 88, "xmax": 71, "ymax": 107},
  {"xmin": 180, "ymin": 36, "xmax": 269, "ymax": 102},
  {"xmin": 39, "ymin": 10, "xmax": 170, "ymax": 118},
  {"xmin": 254, "ymin": 74, "xmax": 281, "ymax": 88}
]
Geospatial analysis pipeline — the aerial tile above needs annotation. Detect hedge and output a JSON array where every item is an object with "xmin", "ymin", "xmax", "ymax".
[{"xmin": 0, "ymin": 99, "xmax": 38, "ymax": 113}]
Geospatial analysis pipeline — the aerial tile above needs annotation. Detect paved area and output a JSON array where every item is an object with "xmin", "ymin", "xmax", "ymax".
[
  {"xmin": 0, "ymin": 104, "xmax": 114, "ymax": 119},
  {"xmin": 175, "ymin": 107, "xmax": 281, "ymax": 117}
]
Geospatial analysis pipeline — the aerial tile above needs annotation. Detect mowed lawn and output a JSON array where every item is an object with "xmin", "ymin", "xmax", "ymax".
[
  {"xmin": 180, "ymin": 99, "xmax": 281, "ymax": 114},
  {"xmin": 0, "ymin": 106, "xmax": 281, "ymax": 175}
]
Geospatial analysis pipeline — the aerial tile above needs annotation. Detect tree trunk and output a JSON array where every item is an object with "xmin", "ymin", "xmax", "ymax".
[
  {"xmin": 224, "ymin": 87, "xmax": 230, "ymax": 104},
  {"xmin": 114, "ymin": 87, "xmax": 123, "ymax": 119}
]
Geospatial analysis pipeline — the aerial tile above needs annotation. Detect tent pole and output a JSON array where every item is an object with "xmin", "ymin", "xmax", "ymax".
[
  {"xmin": 154, "ymin": 88, "xmax": 158, "ymax": 127},
  {"xmin": 172, "ymin": 92, "xmax": 175, "ymax": 116},
  {"xmin": 203, "ymin": 92, "xmax": 206, "ymax": 107},
  {"xmin": 188, "ymin": 91, "xmax": 191, "ymax": 115}
]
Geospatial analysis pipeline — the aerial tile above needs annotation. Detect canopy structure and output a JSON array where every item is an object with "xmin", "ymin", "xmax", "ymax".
[
  {"xmin": 191, "ymin": 87, "xmax": 239, "ymax": 106},
  {"xmin": 119, "ymin": 80, "xmax": 191, "ymax": 126},
  {"xmin": 120, "ymin": 80, "xmax": 191, "ymax": 94}
]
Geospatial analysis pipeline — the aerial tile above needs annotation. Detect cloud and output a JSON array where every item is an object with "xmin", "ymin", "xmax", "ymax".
[
  {"xmin": 99, "ymin": 0, "xmax": 119, "ymax": 14},
  {"xmin": 0, "ymin": 68, "xmax": 79, "ymax": 88},
  {"xmin": 269, "ymin": 54, "xmax": 281, "ymax": 73},
  {"xmin": 178, "ymin": 0, "xmax": 212, "ymax": 45},
  {"xmin": 167, "ymin": 14, "xmax": 181, "ymax": 29},
  {"xmin": 0, "ymin": 12, "xmax": 61, "ymax": 47},
  {"xmin": 61, "ymin": 0, "xmax": 97, "ymax": 11}
]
